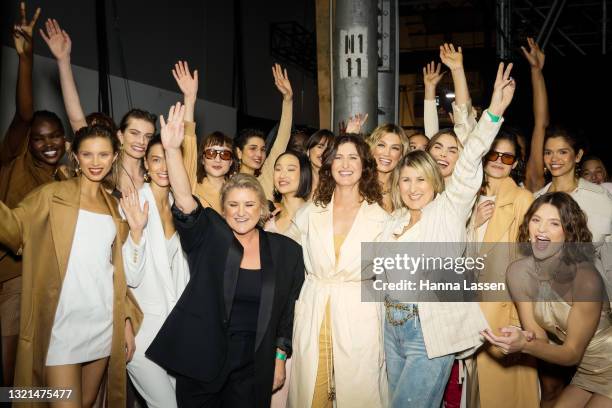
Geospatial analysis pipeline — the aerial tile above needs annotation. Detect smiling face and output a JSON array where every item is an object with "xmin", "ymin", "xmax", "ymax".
[
  {"xmin": 203, "ymin": 144, "xmax": 233, "ymax": 178},
  {"xmin": 274, "ymin": 154, "xmax": 300, "ymax": 196},
  {"xmin": 223, "ymin": 187, "xmax": 262, "ymax": 235},
  {"xmin": 75, "ymin": 136, "xmax": 117, "ymax": 183},
  {"xmin": 428, "ymin": 133, "xmax": 459, "ymax": 178},
  {"xmin": 308, "ymin": 137, "xmax": 329, "ymax": 169},
  {"xmin": 117, "ymin": 118, "xmax": 155, "ymax": 160},
  {"xmin": 29, "ymin": 117, "xmax": 66, "ymax": 166},
  {"xmin": 582, "ymin": 159, "xmax": 607, "ymax": 184},
  {"xmin": 408, "ymin": 134, "xmax": 429, "ymax": 152},
  {"xmin": 484, "ymin": 139, "xmax": 518, "ymax": 179},
  {"xmin": 145, "ymin": 143, "xmax": 169, "ymax": 188},
  {"xmin": 398, "ymin": 165, "xmax": 435, "ymax": 210},
  {"xmin": 237, "ymin": 136, "xmax": 266, "ymax": 171},
  {"xmin": 331, "ymin": 142, "xmax": 362, "ymax": 187},
  {"xmin": 371, "ymin": 132, "xmax": 403, "ymax": 174},
  {"xmin": 528, "ymin": 203, "xmax": 565, "ymax": 260},
  {"xmin": 544, "ymin": 136, "xmax": 583, "ymax": 178}
]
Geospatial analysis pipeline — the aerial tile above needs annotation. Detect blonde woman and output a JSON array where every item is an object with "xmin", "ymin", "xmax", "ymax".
[
  {"xmin": 366, "ymin": 124, "xmax": 409, "ymax": 213},
  {"xmin": 380, "ymin": 63, "xmax": 515, "ymax": 408}
]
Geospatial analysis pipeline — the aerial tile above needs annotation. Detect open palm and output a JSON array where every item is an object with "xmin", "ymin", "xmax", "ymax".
[
  {"xmin": 272, "ymin": 63, "xmax": 293, "ymax": 101},
  {"xmin": 172, "ymin": 60, "xmax": 199, "ymax": 99},
  {"xmin": 40, "ymin": 18, "xmax": 71, "ymax": 61}
]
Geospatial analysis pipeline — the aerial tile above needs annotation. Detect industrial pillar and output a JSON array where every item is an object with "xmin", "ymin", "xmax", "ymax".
[
  {"xmin": 377, "ymin": 0, "xmax": 398, "ymax": 126},
  {"xmin": 333, "ymin": 0, "xmax": 379, "ymax": 134}
]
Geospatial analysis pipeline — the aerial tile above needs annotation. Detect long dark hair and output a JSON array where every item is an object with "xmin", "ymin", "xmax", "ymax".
[
  {"xmin": 314, "ymin": 134, "xmax": 382, "ymax": 207},
  {"xmin": 481, "ymin": 128, "xmax": 525, "ymax": 193}
]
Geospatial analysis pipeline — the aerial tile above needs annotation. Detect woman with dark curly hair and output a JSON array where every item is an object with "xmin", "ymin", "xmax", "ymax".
[
  {"xmin": 483, "ymin": 192, "xmax": 612, "ymax": 408},
  {"xmin": 286, "ymin": 134, "xmax": 389, "ymax": 407}
]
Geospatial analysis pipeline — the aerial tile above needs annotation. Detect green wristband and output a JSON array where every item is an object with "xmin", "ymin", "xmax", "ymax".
[
  {"xmin": 276, "ymin": 351, "xmax": 287, "ymax": 361},
  {"xmin": 486, "ymin": 111, "xmax": 501, "ymax": 123}
]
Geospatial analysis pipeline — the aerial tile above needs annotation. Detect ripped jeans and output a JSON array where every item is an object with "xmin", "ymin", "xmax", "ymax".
[{"xmin": 384, "ymin": 302, "xmax": 454, "ymax": 408}]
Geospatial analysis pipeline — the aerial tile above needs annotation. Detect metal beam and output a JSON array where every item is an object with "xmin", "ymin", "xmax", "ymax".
[
  {"xmin": 536, "ymin": 0, "xmax": 560, "ymax": 45},
  {"xmin": 542, "ymin": 0, "xmax": 567, "ymax": 50},
  {"xmin": 524, "ymin": 0, "xmax": 586, "ymax": 55}
]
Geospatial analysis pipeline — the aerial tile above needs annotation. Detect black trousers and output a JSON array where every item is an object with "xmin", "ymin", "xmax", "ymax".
[{"xmin": 176, "ymin": 333, "xmax": 256, "ymax": 408}]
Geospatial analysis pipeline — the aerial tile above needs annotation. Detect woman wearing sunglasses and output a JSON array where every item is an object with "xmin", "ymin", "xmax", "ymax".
[
  {"xmin": 465, "ymin": 130, "xmax": 539, "ymax": 408},
  {"xmin": 172, "ymin": 61, "xmax": 237, "ymax": 214}
]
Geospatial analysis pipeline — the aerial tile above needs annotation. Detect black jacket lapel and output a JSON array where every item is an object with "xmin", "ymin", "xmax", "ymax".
[
  {"xmin": 223, "ymin": 236, "xmax": 243, "ymax": 322},
  {"xmin": 256, "ymin": 231, "xmax": 275, "ymax": 351}
]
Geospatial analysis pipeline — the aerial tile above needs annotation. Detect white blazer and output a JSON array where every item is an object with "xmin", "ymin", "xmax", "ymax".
[
  {"xmin": 286, "ymin": 199, "xmax": 390, "ymax": 408},
  {"xmin": 122, "ymin": 184, "xmax": 190, "ymax": 344},
  {"xmin": 381, "ymin": 112, "xmax": 503, "ymax": 358}
]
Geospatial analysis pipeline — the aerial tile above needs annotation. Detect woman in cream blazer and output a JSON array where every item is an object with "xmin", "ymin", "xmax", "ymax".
[
  {"xmin": 121, "ymin": 136, "xmax": 190, "ymax": 408},
  {"xmin": 380, "ymin": 63, "xmax": 513, "ymax": 407},
  {"xmin": 287, "ymin": 134, "xmax": 390, "ymax": 408}
]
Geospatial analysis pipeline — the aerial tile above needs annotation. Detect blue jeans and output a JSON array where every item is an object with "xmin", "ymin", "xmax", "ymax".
[{"xmin": 384, "ymin": 304, "xmax": 454, "ymax": 408}]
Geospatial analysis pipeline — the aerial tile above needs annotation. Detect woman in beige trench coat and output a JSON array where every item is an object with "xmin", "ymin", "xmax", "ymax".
[
  {"xmin": 0, "ymin": 125, "xmax": 142, "ymax": 408},
  {"xmin": 287, "ymin": 134, "xmax": 389, "ymax": 408}
]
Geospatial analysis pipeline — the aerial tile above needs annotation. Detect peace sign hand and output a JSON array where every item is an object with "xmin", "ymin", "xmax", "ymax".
[{"xmin": 13, "ymin": 2, "xmax": 41, "ymax": 56}]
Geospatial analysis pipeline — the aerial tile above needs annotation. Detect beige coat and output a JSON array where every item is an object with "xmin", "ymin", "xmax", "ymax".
[
  {"xmin": 467, "ymin": 177, "xmax": 539, "ymax": 408},
  {"xmin": 286, "ymin": 199, "xmax": 389, "ymax": 408},
  {"xmin": 0, "ymin": 177, "xmax": 142, "ymax": 407}
]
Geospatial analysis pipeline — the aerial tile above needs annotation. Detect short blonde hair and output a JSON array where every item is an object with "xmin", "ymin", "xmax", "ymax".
[
  {"xmin": 221, "ymin": 173, "xmax": 270, "ymax": 227},
  {"xmin": 391, "ymin": 150, "xmax": 445, "ymax": 210},
  {"xmin": 366, "ymin": 124, "xmax": 410, "ymax": 156}
]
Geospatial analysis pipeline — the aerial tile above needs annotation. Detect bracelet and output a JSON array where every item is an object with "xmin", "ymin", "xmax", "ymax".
[
  {"xmin": 275, "ymin": 351, "xmax": 287, "ymax": 361},
  {"xmin": 486, "ymin": 111, "xmax": 501, "ymax": 123}
]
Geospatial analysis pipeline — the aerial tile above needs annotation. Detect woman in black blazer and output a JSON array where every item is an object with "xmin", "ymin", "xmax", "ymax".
[{"xmin": 146, "ymin": 103, "xmax": 304, "ymax": 408}]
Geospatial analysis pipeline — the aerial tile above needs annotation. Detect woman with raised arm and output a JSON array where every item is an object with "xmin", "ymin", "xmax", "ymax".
[
  {"xmin": 172, "ymin": 61, "xmax": 237, "ymax": 213},
  {"xmin": 41, "ymin": 18, "xmax": 157, "ymax": 194},
  {"xmin": 380, "ymin": 63, "xmax": 514, "ymax": 408},
  {"xmin": 522, "ymin": 38, "xmax": 550, "ymax": 192},
  {"xmin": 146, "ymin": 103, "xmax": 304, "ymax": 408},
  {"xmin": 120, "ymin": 134, "xmax": 190, "ymax": 408},
  {"xmin": 0, "ymin": 125, "xmax": 142, "ymax": 408},
  {"xmin": 287, "ymin": 134, "xmax": 389, "ymax": 408},
  {"xmin": 236, "ymin": 64, "xmax": 293, "ymax": 201},
  {"xmin": 425, "ymin": 44, "xmax": 478, "ymax": 185},
  {"xmin": 304, "ymin": 129, "xmax": 334, "ymax": 199},
  {"xmin": 465, "ymin": 128, "xmax": 539, "ymax": 408},
  {"xmin": 483, "ymin": 192, "xmax": 612, "ymax": 408},
  {"xmin": 365, "ymin": 124, "xmax": 409, "ymax": 213},
  {"xmin": 1, "ymin": 4, "xmax": 67, "ymax": 387}
]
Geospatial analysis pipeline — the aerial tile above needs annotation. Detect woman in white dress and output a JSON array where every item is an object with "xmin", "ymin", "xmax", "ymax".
[
  {"xmin": 120, "ymin": 135, "xmax": 190, "ymax": 408},
  {"xmin": 0, "ymin": 125, "xmax": 141, "ymax": 407},
  {"xmin": 380, "ymin": 63, "xmax": 515, "ymax": 408}
]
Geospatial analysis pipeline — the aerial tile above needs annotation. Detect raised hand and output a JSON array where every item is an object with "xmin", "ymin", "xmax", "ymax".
[
  {"xmin": 13, "ymin": 2, "xmax": 41, "ymax": 56},
  {"xmin": 160, "ymin": 102, "xmax": 186, "ymax": 150},
  {"xmin": 521, "ymin": 37, "xmax": 545, "ymax": 71},
  {"xmin": 439, "ymin": 43, "xmax": 463, "ymax": 71},
  {"xmin": 423, "ymin": 61, "xmax": 445, "ymax": 89},
  {"xmin": 172, "ymin": 60, "xmax": 199, "ymax": 100},
  {"xmin": 345, "ymin": 113, "xmax": 369, "ymax": 134},
  {"xmin": 488, "ymin": 62, "xmax": 516, "ymax": 117},
  {"xmin": 272, "ymin": 63, "xmax": 293, "ymax": 101},
  {"xmin": 40, "ymin": 18, "xmax": 71, "ymax": 62},
  {"xmin": 120, "ymin": 189, "xmax": 149, "ymax": 238}
]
